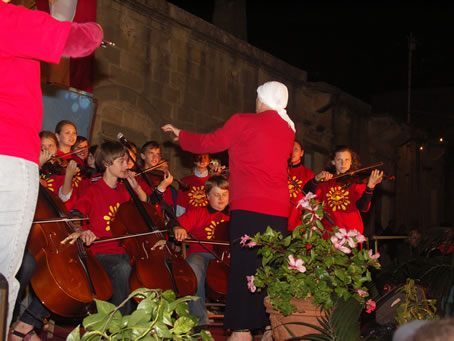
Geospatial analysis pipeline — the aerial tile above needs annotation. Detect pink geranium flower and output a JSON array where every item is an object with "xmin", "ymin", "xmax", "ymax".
[
  {"xmin": 248, "ymin": 241, "xmax": 257, "ymax": 248},
  {"xmin": 334, "ymin": 228, "xmax": 357, "ymax": 248},
  {"xmin": 287, "ymin": 255, "xmax": 307, "ymax": 273},
  {"xmin": 297, "ymin": 192, "xmax": 317, "ymax": 210},
  {"xmin": 333, "ymin": 241, "xmax": 351, "ymax": 254},
  {"xmin": 368, "ymin": 249, "xmax": 380, "ymax": 259},
  {"xmin": 355, "ymin": 234, "xmax": 366, "ymax": 244},
  {"xmin": 357, "ymin": 289, "xmax": 368, "ymax": 297},
  {"xmin": 246, "ymin": 275, "xmax": 256, "ymax": 293},
  {"xmin": 240, "ymin": 234, "xmax": 250, "ymax": 247},
  {"xmin": 365, "ymin": 299, "xmax": 376, "ymax": 313}
]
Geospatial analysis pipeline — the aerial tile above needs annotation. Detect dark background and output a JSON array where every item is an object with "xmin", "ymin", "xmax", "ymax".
[{"xmin": 167, "ymin": 0, "xmax": 454, "ymax": 103}]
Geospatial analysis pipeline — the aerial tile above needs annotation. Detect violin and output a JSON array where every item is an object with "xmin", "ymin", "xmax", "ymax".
[
  {"xmin": 208, "ymin": 159, "xmax": 229, "ymax": 177},
  {"xmin": 40, "ymin": 157, "xmax": 70, "ymax": 176},
  {"xmin": 134, "ymin": 161, "xmax": 190, "ymax": 191},
  {"xmin": 322, "ymin": 162, "xmax": 395, "ymax": 186},
  {"xmin": 41, "ymin": 149, "xmax": 93, "ymax": 178}
]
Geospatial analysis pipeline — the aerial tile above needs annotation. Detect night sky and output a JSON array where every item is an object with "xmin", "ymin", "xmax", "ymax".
[{"xmin": 168, "ymin": 0, "xmax": 454, "ymax": 104}]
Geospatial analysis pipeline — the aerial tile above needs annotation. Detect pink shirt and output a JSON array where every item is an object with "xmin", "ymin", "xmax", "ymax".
[{"xmin": 0, "ymin": 2, "xmax": 72, "ymax": 164}]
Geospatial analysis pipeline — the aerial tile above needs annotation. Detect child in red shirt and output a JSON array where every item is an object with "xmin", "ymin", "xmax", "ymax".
[
  {"xmin": 63, "ymin": 141, "xmax": 148, "ymax": 315},
  {"xmin": 288, "ymin": 140, "xmax": 315, "ymax": 231},
  {"xmin": 172, "ymin": 176, "xmax": 229, "ymax": 328},
  {"xmin": 303, "ymin": 146, "xmax": 383, "ymax": 234},
  {"xmin": 138, "ymin": 140, "xmax": 175, "ymax": 208},
  {"xmin": 175, "ymin": 153, "xmax": 211, "ymax": 217}
]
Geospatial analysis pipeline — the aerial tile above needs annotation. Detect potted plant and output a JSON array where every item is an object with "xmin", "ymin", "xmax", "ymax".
[
  {"xmin": 241, "ymin": 193, "xmax": 381, "ymax": 340},
  {"xmin": 67, "ymin": 288, "xmax": 215, "ymax": 341},
  {"xmin": 395, "ymin": 278, "xmax": 438, "ymax": 326}
]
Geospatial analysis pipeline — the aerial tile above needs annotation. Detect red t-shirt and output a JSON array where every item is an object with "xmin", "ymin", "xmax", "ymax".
[
  {"xmin": 179, "ymin": 110, "xmax": 295, "ymax": 217},
  {"xmin": 177, "ymin": 206, "xmax": 230, "ymax": 256},
  {"xmin": 0, "ymin": 3, "xmax": 71, "ymax": 164},
  {"xmin": 71, "ymin": 178, "xmax": 130, "ymax": 255},
  {"xmin": 315, "ymin": 181, "xmax": 369, "ymax": 233},
  {"xmin": 176, "ymin": 174, "xmax": 210, "ymax": 210},
  {"xmin": 288, "ymin": 164, "xmax": 315, "ymax": 231}
]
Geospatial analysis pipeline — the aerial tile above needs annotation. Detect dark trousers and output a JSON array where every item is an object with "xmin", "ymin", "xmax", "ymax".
[
  {"xmin": 95, "ymin": 253, "xmax": 134, "ymax": 315},
  {"xmin": 224, "ymin": 210, "xmax": 288, "ymax": 331}
]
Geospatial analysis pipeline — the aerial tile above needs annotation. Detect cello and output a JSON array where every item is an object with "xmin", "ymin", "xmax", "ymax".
[
  {"xmin": 27, "ymin": 185, "xmax": 112, "ymax": 318},
  {"xmin": 205, "ymin": 221, "xmax": 230, "ymax": 302},
  {"xmin": 110, "ymin": 181, "xmax": 197, "ymax": 297}
]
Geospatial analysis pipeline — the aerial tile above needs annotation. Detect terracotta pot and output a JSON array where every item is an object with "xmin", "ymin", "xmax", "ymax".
[{"xmin": 264, "ymin": 297, "xmax": 322, "ymax": 341}]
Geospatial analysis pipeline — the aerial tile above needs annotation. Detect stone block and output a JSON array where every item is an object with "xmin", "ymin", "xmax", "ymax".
[
  {"xmin": 170, "ymin": 38, "xmax": 188, "ymax": 59},
  {"xmin": 94, "ymin": 85, "xmax": 120, "ymax": 102},
  {"xmin": 97, "ymin": 46, "xmax": 121, "ymax": 66},
  {"xmin": 109, "ymin": 65, "xmax": 144, "ymax": 92},
  {"xmin": 120, "ymin": 50, "xmax": 150, "ymax": 75},
  {"xmin": 169, "ymin": 71, "xmax": 186, "ymax": 90},
  {"xmin": 118, "ymin": 87, "xmax": 139, "ymax": 106},
  {"xmin": 99, "ymin": 102, "xmax": 124, "ymax": 124}
]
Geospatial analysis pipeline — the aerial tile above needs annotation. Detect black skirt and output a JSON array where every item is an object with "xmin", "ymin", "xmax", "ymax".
[{"xmin": 223, "ymin": 209, "xmax": 288, "ymax": 331}]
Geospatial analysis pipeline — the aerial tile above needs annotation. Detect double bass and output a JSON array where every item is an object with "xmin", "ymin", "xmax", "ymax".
[{"xmin": 27, "ymin": 186, "xmax": 112, "ymax": 318}]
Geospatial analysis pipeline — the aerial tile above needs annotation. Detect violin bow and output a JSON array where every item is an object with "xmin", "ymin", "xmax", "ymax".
[{"xmin": 329, "ymin": 162, "xmax": 384, "ymax": 181}]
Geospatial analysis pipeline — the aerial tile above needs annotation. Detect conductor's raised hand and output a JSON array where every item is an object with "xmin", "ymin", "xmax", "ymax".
[{"xmin": 161, "ymin": 124, "xmax": 181, "ymax": 142}]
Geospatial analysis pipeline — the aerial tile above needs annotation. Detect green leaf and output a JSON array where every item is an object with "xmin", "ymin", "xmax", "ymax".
[
  {"xmin": 94, "ymin": 299, "xmax": 117, "ymax": 314},
  {"xmin": 66, "ymin": 325, "xmax": 81, "ymax": 341},
  {"xmin": 200, "ymin": 329, "xmax": 216, "ymax": 341},
  {"xmin": 128, "ymin": 309, "xmax": 151, "ymax": 327},
  {"xmin": 154, "ymin": 321, "xmax": 173, "ymax": 339},
  {"xmin": 323, "ymin": 256, "xmax": 334, "ymax": 268},
  {"xmin": 173, "ymin": 316, "xmax": 194, "ymax": 334},
  {"xmin": 130, "ymin": 287, "xmax": 153, "ymax": 299},
  {"xmin": 82, "ymin": 312, "xmax": 110, "ymax": 331},
  {"xmin": 334, "ymin": 268, "xmax": 346, "ymax": 282},
  {"xmin": 168, "ymin": 296, "xmax": 198, "ymax": 312},
  {"xmin": 162, "ymin": 289, "xmax": 177, "ymax": 302},
  {"xmin": 175, "ymin": 301, "xmax": 191, "ymax": 316}
]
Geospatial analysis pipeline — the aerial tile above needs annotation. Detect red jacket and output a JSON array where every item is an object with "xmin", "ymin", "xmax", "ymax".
[{"xmin": 179, "ymin": 110, "xmax": 294, "ymax": 217}]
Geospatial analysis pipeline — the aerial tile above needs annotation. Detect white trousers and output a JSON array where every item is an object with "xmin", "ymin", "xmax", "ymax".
[{"xmin": 0, "ymin": 155, "xmax": 38, "ymax": 333}]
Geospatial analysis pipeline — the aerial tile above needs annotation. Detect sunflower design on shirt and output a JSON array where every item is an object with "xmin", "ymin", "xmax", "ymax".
[
  {"xmin": 205, "ymin": 219, "xmax": 225, "ymax": 240},
  {"xmin": 42, "ymin": 176, "xmax": 55, "ymax": 192},
  {"xmin": 288, "ymin": 176, "xmax": 303, "ymax": 198},
  {"xmin": 188, "ymin": 186, "xmax": 208, "ymax": 207},
  {"xmin": 71, "ymin": 169, "xmax": 82, "ymax": 188},
  {"xmin": 104, "ymin": 202, "xmax": 120, "ymax": 231},
  {"xmin": 326, "ymin": 186, "xmax": 350, "ymax": 212}
]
